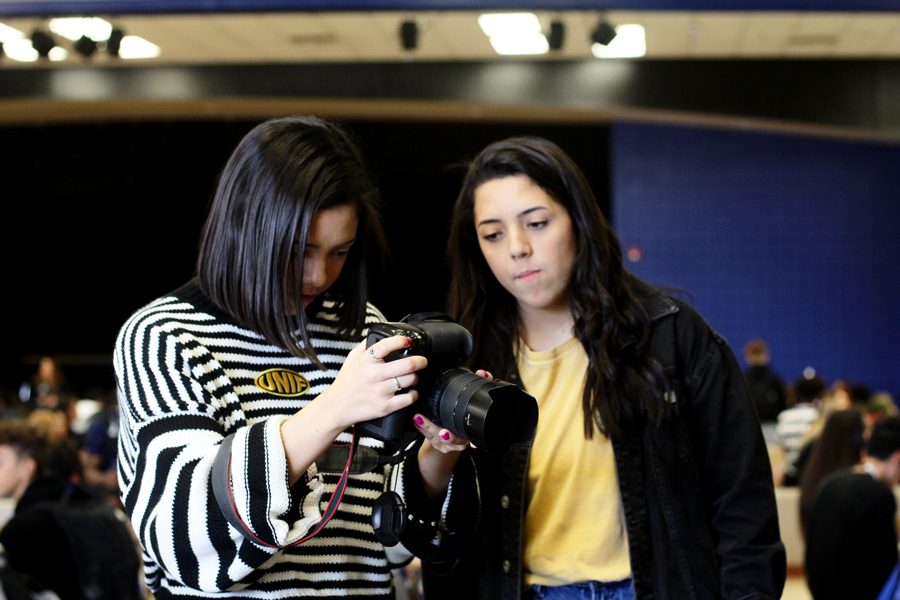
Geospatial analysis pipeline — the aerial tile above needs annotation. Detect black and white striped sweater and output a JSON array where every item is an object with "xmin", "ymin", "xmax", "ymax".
[{"xmin": 114, "ymin": 280, "xmax": 405, "ymax": 599}]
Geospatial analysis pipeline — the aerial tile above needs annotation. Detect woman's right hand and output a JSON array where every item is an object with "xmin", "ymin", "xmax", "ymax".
[
  {"xmin": 280, "ymin": 335, "xmax": 427, "ymax": 483},
  {"xmin": 318, "ymin": 335, "xmax": 428, "ymax": 433}
]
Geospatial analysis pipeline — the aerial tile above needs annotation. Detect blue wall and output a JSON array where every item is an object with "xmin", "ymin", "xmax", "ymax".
[{"xmin": 611, "ymin": 122, "xmax": 900, "ymax": 394}]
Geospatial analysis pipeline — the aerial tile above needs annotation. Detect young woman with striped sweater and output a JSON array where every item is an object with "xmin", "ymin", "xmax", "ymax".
[{"xmin": 113, "ymin": 116, "xmax": 471, "ymax": 599}]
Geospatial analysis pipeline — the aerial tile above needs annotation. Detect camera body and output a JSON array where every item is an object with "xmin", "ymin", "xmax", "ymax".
[{"xmin": 358, "ymin": 314, "xmax": 538, "ymax": 454}]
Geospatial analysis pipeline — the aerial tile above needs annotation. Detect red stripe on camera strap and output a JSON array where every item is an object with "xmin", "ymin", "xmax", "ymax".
[{"xmin": 218, "ymin": 427, "xmax": 359, "ymax": 549}]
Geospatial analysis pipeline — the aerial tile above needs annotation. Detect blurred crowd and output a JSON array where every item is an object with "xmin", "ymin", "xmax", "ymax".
[{"xmin": 743, "ymin": 338, "xmax": 900, "ymax": 600}]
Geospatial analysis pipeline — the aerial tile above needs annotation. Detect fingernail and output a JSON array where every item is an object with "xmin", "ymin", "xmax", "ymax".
[
  {"xmin": 414, "ymin": 415, "xmax": 425, "ymax": 426},
  {"xmin": 439, "ymin": 431, "xmax": 450, "ymax": 441},
  {"xmin": 405, "ymin": 336, "xmax": 414, "ymax": 345},
  {"xmin": 484, "ymin": 371, "xmax": 493, "ymax": 379}
]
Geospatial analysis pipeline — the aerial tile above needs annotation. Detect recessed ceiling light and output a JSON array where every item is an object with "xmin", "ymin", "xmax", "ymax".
[
  {"xmin": 591, "ymin": 24, "xmax": 646, "ymax": 58},
  {"xmin": 478, "ymin": 12, "xmax": 549, "ymax": 56},
  {"xmin": 119, "ymin": 36, "xmax": 160, "ymax": 60},
  {"xmin": 3, "ymin": 38, "xmax": 38, "ymax": 62},
  {"xmin": 49, "ymin": 17, "xmax": 113, "ymax": 42},
  {"xmin": 0, "ymin": 21, "xmax": 25, "ymax": 44}
]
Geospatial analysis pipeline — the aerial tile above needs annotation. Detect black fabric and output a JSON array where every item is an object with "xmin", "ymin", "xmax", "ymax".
[
  {"xmin": 805, "ymin": 471, "xmax": 898, "ymax": 600},
  {"xmin": 0, "ymin": 477, "xmax": 142, "ymax": 600},
  {"xmin": 421, "ymin": 290, "xmax": 785, "ymax": 600},
  {"xmin": 744, "ymin": 365, "xmax": 787, "ymax": 423}
]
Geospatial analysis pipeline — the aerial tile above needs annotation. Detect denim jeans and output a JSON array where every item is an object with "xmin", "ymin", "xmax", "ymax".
[{"xmin": 528, "ymin": 579, "xmax": 634, "ymax": 600}]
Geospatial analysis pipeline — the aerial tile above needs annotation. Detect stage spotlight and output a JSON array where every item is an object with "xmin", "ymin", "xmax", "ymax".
[
  {"xmin": 399, "ymin": 20, "xmax": 418, "ymax": 51},
  {"xmin": 106, "ymin": 27, "xmax": 124, "ymax": 57},
  {"xmin": 74, "ymin": 34, "xmax": 98, "ymax": 58},
  {"xmin": 590, "ymin": 18, "xmax": 617, "ymax": 46},
  {"xmin": 30, "ymin": 28, "xmax": 56, "ymax": 58},
  {"xmin": 548, "ymin": 20, "xmax": 565, "ymax": 51}
]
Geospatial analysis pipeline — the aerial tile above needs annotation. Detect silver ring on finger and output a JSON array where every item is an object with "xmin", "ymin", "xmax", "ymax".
[{"xmin": 393, "ymin": 376, "xmax": 402, "ymax": 391}]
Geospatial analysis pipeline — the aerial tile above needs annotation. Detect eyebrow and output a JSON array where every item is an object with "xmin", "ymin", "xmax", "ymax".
[
  {"xmin": 476, "ymin": 206, "xmax": 548, "ymax": 228},
  {"xmin": 299, "ymin": 237, "xmax": 357, "ymax": 250}
]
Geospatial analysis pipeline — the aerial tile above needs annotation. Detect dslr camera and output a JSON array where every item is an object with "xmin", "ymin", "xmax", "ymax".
[{"xmin": 358, "ymin": 313, "xmax": 537, "ymax": 454}]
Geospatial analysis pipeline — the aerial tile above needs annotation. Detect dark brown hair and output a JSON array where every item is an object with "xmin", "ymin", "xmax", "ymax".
[
  {"xmin": 196, "ymin": 116, "xmax": 386, "ymax": 361},
  {"xmin": 446, "ymin": 136, "xmax": 670, "ymax": 440},
  {"xmin": 0, "ymin": 420, "xmax": 51, "ymax": 478}
]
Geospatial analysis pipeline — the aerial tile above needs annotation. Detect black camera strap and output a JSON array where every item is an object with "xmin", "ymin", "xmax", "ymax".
[{"xmin": 212, "ymin": 426, "xmax": 361, "ymax": 548}]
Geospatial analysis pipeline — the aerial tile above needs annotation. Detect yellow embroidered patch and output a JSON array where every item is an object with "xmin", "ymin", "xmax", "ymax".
[{"xmin": 254, "ymin": 368, "xmax": 310, "ymax": 397}]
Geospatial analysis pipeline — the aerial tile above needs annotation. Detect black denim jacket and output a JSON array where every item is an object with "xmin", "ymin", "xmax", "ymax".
[{"xmin": 404, "ymin": 291, "xmax": 786, "ymax": 600}]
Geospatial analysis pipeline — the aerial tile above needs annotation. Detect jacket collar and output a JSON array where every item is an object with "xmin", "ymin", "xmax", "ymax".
[{"xmin": 644, "ymin": 291, "xmax": 679, "ymax": 322}]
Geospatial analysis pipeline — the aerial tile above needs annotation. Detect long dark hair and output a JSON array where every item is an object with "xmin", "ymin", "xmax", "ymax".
[
  {"xmin": 447, "ymin": 136, "xmax": 670, "ymax": 440},
  {"xmin": 798, "ymin": 408, "xmax": 864, "ymax": 535},
  {"xmin": 196, "ymin": 116, "xmax": 386, "ymax": 360}
]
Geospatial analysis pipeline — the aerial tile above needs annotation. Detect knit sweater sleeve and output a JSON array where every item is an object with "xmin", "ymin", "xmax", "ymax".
[{"xmin": 113, "ymin": 296, "xmax": 324, "ymax": 593}]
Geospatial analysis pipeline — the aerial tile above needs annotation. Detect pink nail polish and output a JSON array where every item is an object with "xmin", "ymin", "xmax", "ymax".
[
  {"xmin": 439, "ymin": 431, "xmax": 450, "ymax": 441},
  {"xmin": 414, "ymin": 415, "xmax": 424, "ymax": 426},
  {"xmin": 405, "ymin": 336, "xmax": 414, "ymax": 345}
]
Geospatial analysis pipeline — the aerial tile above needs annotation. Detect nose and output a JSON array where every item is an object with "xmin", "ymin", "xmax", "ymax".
[
  {"xmin": 303, "ymin": 254, "xmax": 327, "ymax": 289},
  {"xmin": 508, "ymin": 227, "xmax": 531, "ymax": 259}
]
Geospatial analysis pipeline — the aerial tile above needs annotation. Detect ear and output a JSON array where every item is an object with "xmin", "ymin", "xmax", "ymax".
[
  {"xmin": 888, "ymin": 450, "xmax": 900, "ymax": 485},
  {"xmin": 19, "ymin": 455, "xmax": 38, "ymax": 481}
]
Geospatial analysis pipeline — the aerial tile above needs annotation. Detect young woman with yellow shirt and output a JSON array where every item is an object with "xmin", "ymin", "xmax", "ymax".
[{"xmin": 412, "ymin": 136, "xmax": 786, "ymax": 600}]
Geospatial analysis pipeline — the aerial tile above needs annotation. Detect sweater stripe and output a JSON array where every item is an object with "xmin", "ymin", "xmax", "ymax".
[{"xmin": 114, "ymin": 282, "xmax": 397, "ymax": 598}]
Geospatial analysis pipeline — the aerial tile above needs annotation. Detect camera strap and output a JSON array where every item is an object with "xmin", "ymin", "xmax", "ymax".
[
  {"xmin": 316, "ymin": 440, "xmax": 412, "ymax": 474},
  {"xmin": 212, "ymin": 426, "xmax": 360, "ymax": 548}
]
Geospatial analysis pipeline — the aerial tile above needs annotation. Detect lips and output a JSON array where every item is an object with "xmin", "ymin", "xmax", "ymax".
[{"xmin": 515, "ymin": 269, "xmax": 541, "ymax": 280}]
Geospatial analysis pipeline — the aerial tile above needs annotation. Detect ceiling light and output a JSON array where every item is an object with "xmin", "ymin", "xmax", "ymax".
[
  {"xmin": 118, "ymin": 35, "xmax": 160, "ymax": 60},
  {"xmin": 399, "ymin": 20, "xmax": 418, "ymax": 51},
  {"xmin": 3, "ymin": 38, "xmax": 37, "ymax": 62},
  {"xmin": 548, "ymin": 20, "xmax": 565, "ymax": 51},
  {"xmin": 591, "ymin": 24, "xmax": 646, "ymax": 59},
  {"xmin": 478, "ymin": 12, "xmax": 549, "ymax": 56},
  {"xmin": 0, "ymin": 21, "xmax": 25, "ymax": 43},
  {"xmin": 48, "ymin": 17, "xmax": 112, "ymax": 42},
  {"xmin": 478, "ymin": 13, "xmax": 541, "ymax": 38},
  {"xmin": 30, "ymin": 28, "xmax": 57, "ymax": 59},
  {"xmin": 488, "ymin": 34, "xmax": 548, "ymax": 56}
]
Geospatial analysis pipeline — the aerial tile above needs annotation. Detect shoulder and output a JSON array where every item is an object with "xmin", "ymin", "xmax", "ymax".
[
  {"xmin": 115, "ymin": 280, "xmax": 259, "ymax": 354},
  {"xmin": 639, "ymin": 287, "xmax": 728, "ymax": 376},
  {"xmin": 365, "ymin": 302, "xmax": 387, "ymax": 325},
  {"xmin": 817, "ymin": 471, "xmax": 894, "ymax": 506}
]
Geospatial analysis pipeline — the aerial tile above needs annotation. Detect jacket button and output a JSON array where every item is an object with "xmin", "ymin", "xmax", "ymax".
[
  {"xmin": 502, "ymin": 560, "xmax": 511, "ymax": 574},
  {"xmin": 500, "ymin": 495, "xmax": 510, "ymax": 509}
]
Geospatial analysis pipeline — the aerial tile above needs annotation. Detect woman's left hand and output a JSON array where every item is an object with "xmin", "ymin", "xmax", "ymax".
[
  {"xmin": 413, "ymin": 369, "xmax": 490, "ymax": 499},
  {"xmin": 412, "ymin": 412, "xmax": 470, "ymax": 454}
]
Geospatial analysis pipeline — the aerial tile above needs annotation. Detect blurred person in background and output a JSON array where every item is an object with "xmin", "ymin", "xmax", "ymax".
[
  {"xmin": 743, "ymin": 339, "xmax": 787, "ymax": 440},
  {"xmin": 797, "ymin": 409, "xmax": 865, "ymax": 535},
  {"xmin": 777, "ymin": 374, "xmax": 826, "ymax": 486},
  {"xmin": 804, "ymin": 415, "xmax": 900, "ymax": 600},
  {"xmin": 0, "ymin": 419, "xmax": 141, "ymax": 599}
]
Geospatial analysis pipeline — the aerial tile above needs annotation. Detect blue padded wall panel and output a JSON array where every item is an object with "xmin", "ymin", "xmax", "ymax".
[{"xmin": 611, "ymin": 122, "xmax": 900, "ymax": 394}]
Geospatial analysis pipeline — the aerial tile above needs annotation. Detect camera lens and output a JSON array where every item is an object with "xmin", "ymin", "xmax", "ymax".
[{"xmin": 428, "ymin": 369, "xmax": 538, "ymax": 453}]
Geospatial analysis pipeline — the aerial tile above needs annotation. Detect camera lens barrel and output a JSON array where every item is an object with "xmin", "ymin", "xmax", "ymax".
[{"xmin": 430, "ymin": 369, "xmax": 538, "ymax": 453}]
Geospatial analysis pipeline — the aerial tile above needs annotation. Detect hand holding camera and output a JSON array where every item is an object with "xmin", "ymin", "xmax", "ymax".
[
  {"xmin": 359, "ymin": 314, "xmax": 538, "ymax": 454},
  {"xmin": 316, "ymin": 333, "xmax": 428, "ymax": 435}
]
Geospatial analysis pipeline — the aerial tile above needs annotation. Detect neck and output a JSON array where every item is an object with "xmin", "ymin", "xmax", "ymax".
[
  {"xmin": 518, "ymin": 305, "xmax": 574, "ymax": 351},
  {"xmin": 858, "ymin": 457, "xmax": 886, "ymax": 482}
]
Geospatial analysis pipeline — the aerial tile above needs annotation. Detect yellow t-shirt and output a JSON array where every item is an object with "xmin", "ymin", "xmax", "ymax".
[{"xmin": 519, "ymin": 336, "xmax": 631, "ymax": 587}]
